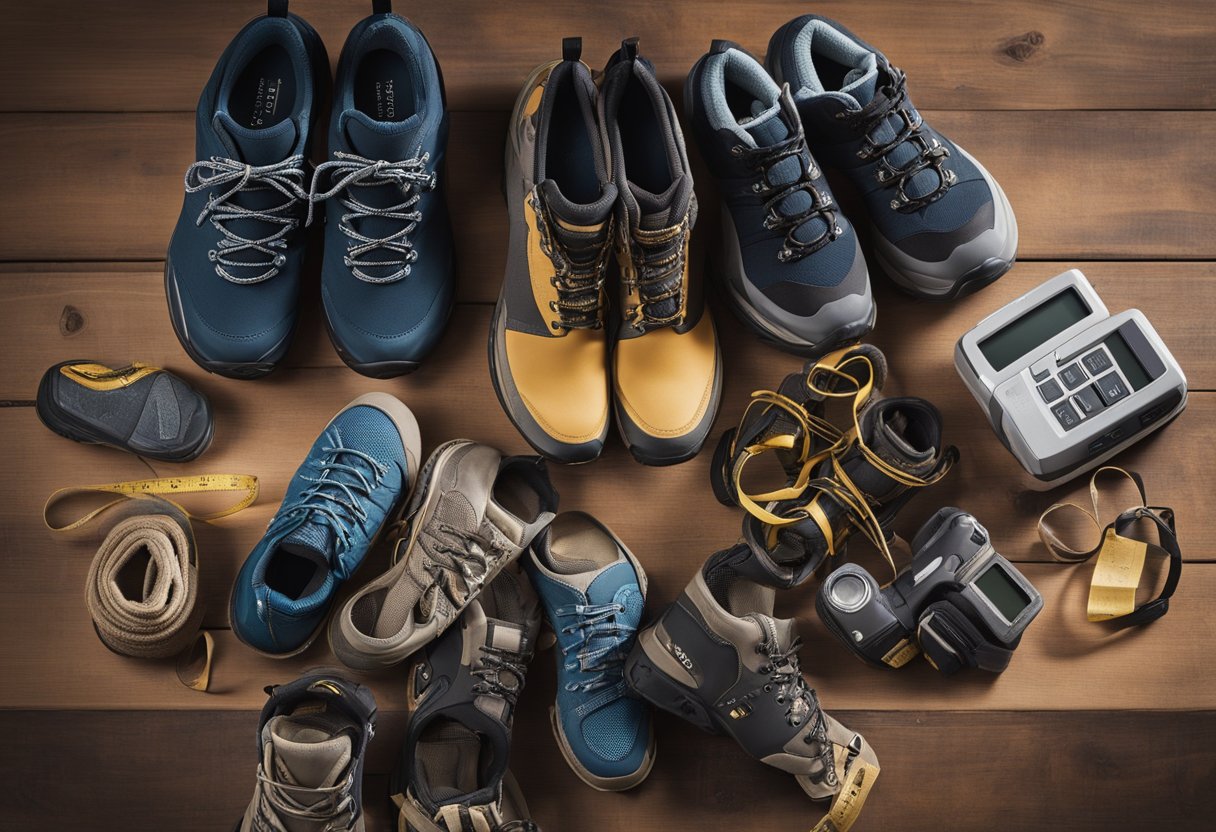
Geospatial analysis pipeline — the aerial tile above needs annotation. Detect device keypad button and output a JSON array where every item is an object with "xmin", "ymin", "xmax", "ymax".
[
  {"xmin": 1051, "ymin": 401, "xmax": 1082, "ymax": 431},
  {"xmin": 1058, "ymin": 363, "xmax": 1088, "ymax": 390},
  {"xmin": 1082, "ymin": 349, "xmax": 1112, "ymax": 376},
  {"xmin": 1095, "ymin": 372, "xmax": 1130, "ymax": 406},
  {"xmin": 1072, "ymin": 386, "xmax": 1105, "ymax": 416},
  {"xmin": 1037, "ymin": 378, "xmax": 1064, "ymax": 403}
]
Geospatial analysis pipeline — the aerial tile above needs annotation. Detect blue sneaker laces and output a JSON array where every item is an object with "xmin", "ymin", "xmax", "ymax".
[
  {"xmin": 308, "ymin": 151, "xmax": 437, "ymax": 284},
  {"xmin": 555, "ymin": 602, "xmax": 630, "ymax": 693},
  {"xmin": 183, "ymin": 155, "xmax": 310, "ymax": 284},
  {"xmin": 268, "ymin": 444, "xmax": 388, "ymax": 556}
]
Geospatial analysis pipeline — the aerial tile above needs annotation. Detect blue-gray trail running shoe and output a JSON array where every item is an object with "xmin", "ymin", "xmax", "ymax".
[
  {"xmin": 309, "ymin": 0, "xmax": 455, "ymax": 378},
  {"xmin": 230, "ymin": 392, "xmax": 421, "ymax": 657},
  {"xmin": 166, "ymin": 0, "xmax": 329, "ymax": 379},
  {"xmin": 685, "ymin": 40, "xmax": 873, "ymax": 358},
  {"xmin": 526, "ymin": 512, "xmax": 655, "ymax": 791},
  {"xmin": 767, "ymin": 15, "xmax": 1018, "ymax": 300}
]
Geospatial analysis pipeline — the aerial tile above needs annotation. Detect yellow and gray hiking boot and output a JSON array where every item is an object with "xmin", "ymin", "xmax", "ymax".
[
  {"xmin": 599, "ymin": 38, "xmax": 722, "ymax": 466},
  {"xmin": 328, "ymin": 440, "xmax": 558, "ymax": 671},
  {"xmin": 393, "ymin": 564, "xmax": 542, "ymax": 832},
  {"xmin": 490, "ymin": 37, "xmax": 617, "ymax": 464},
  {"xmin": 625, "ymin": 547, "xmax": 879, "ymax": 830},
  {"xmin": 236, "ymin": 671, "xmax": 377, "ymax": 832}
]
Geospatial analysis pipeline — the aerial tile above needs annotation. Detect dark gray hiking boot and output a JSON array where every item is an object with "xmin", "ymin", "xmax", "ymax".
[
  {"xmin": 392, "ymin": 563, "xmax": 542, "ymax": 832},
  {"xmin": 625, "ymin": 548, "xmax": 880, "ymax": 828},
  {"xmin": 599, "ymin": 38, "xmax": 722, "ymax": 466}
]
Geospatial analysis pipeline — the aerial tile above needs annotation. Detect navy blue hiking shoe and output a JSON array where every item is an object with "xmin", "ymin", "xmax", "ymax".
[
  {"xmin": 685, "ymin": 40, "xmax": 873, "ymax": 357},
  {"xmin": 166, "ymin": 0, "xmax": 328, "ymax": 379},
  {"xmin": 767, "ymin": 16, "xmax": 1018, "ymax": 300},
  {"xmin": 526, "ymin": 512, "xmax": 655, "ymax": 791},
  {"xmin": 230, "ymin": 393, "xmax": 421, "ymax": 657},
  {"xmin": 309, "ymin": 0, "xmax": 455, "ymax": 378}
]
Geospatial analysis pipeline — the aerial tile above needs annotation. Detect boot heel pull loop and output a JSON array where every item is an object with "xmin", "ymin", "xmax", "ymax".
[{"xmin": 267, "ymin": 0, "xmax": 288, "ymax": 17}]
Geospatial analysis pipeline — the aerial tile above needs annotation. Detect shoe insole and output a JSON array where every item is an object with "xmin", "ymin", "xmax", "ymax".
[
  {"xmin": 266, "ymin": 545, "xmax": 325, "ymax": 600},
  {"xmin": 547, "ymin": 513, "xmax": 620, "ymax": 575},
  {"xmin": 724, "ymin": 77, "xmax": 762, "ymax": 125},
  {"xmin": 416, "ymin": 721, "xmax": 491, "ymax": 800},
  {"xmin": 544, "ymin": 71, "xmax": 600, "ymax": 204},
  {"xmin": 354, "ymin": 48, "xmax": 417, "ymax": 123},
  {"xmin": 229, "ymin": 43, "xmax": 296, "ymax": 130},
  {"xmin": 810, "ymin": 49, "xmax": 854, "ymax": 92},
  {"xmin": 492, "ymin": 471, "xmax": 542, "ymax": 524},
  {"xmin": 618, "ymin": 75, "xmax": 672, "ymax": 196}
]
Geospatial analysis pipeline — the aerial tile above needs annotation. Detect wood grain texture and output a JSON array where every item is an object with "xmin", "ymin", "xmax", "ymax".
[
  {"xmin": 5, "ymin": 709, "xmax": 1213, "ymax": 832},
  {"xmin": 1, "ymin": 0, "xmax": 1213, "ymax": 112},
  {"xmin": 3, "ymin": 110, "xmax": 1216, "ymax": 262},
  {"xmin": 2, "ymin": 262, "xmax": 1214, "ymax": 390}
]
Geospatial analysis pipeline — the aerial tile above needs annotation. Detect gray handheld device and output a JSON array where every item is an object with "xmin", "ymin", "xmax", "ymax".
[
  {"xmin": 816, "ymin": 508, "xmax": 1042, "ymax": 675},
  {"xmin": 954, "ymin": 269, "xmax": 1187, "ymax": 486}
]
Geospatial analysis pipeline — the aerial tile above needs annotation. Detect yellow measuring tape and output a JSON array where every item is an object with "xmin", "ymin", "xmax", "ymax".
[
  {"xmin": 43, "ymin": 475, "xmax": 258, "ymax": 692},
  {"xmin": 43, "ymin": 474, "xmax": 259, "ymax": 532}
]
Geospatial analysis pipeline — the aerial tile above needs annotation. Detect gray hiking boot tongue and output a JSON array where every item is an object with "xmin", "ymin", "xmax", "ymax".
[
  {"xmin": 740, "ymin": 101, "xmax": 825, "ymax": 245},
  {"xmin": 214, "ymin": 111, "xmax": 297, "ymax": 165},
  {"xmin": 343, "ymin": 109, "xmax": 425, "ymax": 161},
  {"xmin": 265, "ymin": 715, "xmax": 353, "ymax": 831}
]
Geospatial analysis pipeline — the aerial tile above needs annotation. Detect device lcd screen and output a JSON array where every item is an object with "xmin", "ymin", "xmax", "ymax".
[
  {"xmin": 1104, "ymin": 330, "xmax": 1152, "ymax": 390},
  {"xmin": 978, "ymin": 287, "xmax": 1090, "ymax": 371},
  {"xmin": 975, "ymin": 564, "xmax": 1032, "ymax": 621}
]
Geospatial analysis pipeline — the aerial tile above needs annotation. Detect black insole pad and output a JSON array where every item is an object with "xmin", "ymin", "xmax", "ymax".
[
  {"xmin": 229, "ymin": 44, "xmax": 297, "ymax": 129},
  {"xmin": 354, "ymin": 48, "xmax": 417, "ymax": 122}
]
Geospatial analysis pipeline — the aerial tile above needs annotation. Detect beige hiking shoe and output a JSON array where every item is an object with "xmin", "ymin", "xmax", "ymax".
[
  {"xmin": 237, "ymin": 671, "xmax": 377, "ymax": 832},
  {"xmin": 328, "ymin": 439, "xmax": 558, "ymax": 671}
]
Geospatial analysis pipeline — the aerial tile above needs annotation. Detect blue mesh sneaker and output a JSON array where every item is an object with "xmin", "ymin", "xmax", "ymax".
[
  {"xmin": 525, "ymin": 512, "xmax": 654, "ymax": 791},
  {"xmin": 685, "ymin": 40, "xmax": 873, "ymax": 357},
  {"xmin": 230, "ymin": 392, "xmax": 422, "ymax": 657},
  {"xmin": 309, "ymin": 1, "xmax": 455, "ymax": 378},
  {"xmin": 166, "ymin": 0, "xmax": 329, "ymax": 379},
  {"xmin": 767, "ymin": 15, "xmax": 1018, "ymax": 300}
]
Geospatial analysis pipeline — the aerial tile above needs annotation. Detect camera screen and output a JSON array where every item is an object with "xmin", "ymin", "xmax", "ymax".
[
  {"xmin": 977, "ymin": 287, "xmax": 1090, "ymax": 371},
  {"xmin": 975, "ymin": 564, "xmax": 1032, "ymax": 621}
]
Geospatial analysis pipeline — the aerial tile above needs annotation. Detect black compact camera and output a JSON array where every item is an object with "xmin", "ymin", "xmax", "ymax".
[{"xmin": 815, "ymin": 508, "xmax": 1042, "ymax": 675}]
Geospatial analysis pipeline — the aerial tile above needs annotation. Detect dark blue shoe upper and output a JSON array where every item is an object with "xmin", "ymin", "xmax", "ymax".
[
  {"xmin": 311, "ymin": 8, "xmax": 455, "ymax": 371},
  {"xmin": 166, "ymin": 7, "xmax": 327, "ymax": 370},
  {"xmin": 685, "ymin": 42, "xmax": 865, "ymax": 312},
  {"xmin": 231, "ymin": 402, "xmax": 409, "ymax": 655},
  {"xmin": 767, "ymin": 16, "xmax": 993, "ymax": 249}
]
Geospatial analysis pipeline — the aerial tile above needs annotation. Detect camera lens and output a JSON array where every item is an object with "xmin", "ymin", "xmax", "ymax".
[{"xmin": 827, "ymin": 573, "xmax": 870, "ymax": 612}]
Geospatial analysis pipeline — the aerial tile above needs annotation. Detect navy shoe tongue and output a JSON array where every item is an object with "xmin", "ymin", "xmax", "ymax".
[
  {"xmin": 213, "ymin": 111, "xmax": 297, "ymax": 165},
  {"xmin": 741, "ymin": 102, "xmax": 790, "ymax": 147},
  {"xmin": 741, "ymin": 102, "xmax": 823, "ymax": 244},
  {"xmin": 343, "ymin": 109, "xmax": 424, "ymax": 161}
]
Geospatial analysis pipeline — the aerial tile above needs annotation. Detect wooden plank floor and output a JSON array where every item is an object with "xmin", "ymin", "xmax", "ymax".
[{"xmin": 1, "ymin": 1, "xmax": 1213, "ymax": 829}]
